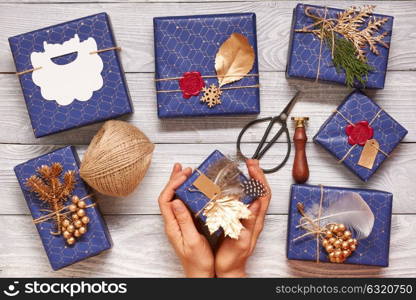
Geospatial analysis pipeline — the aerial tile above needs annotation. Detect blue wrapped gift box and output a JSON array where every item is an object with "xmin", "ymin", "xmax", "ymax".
[
  {"xmin": 176, "ymin": 150, "xmax": 255, "ymax": 233},
  {"xmin": 154, "ymin": 13, "xmax": 260, "ymax": 118},
  {"xmin": 314, "ymin": 91, "xmax": 407, "ymax": 181},
  {"xmin": 286, "ymin": 3, "xmax": 393, "ymax": 88},
  {"xmin": 287, "ymin": 184, "xmax": 393, "ymax": 267},
  {"xmin": 9, "ymin": 13, "xmax": 132, "ymax": 137},
  {"xmin": 14, "ymin": 146, "xmax": 112, "ymax": 270}
]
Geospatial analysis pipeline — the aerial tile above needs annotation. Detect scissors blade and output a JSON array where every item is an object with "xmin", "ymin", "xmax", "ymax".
[{"xmin": 279, "ymin": 91, "xmax": 301, "ymax": 120}]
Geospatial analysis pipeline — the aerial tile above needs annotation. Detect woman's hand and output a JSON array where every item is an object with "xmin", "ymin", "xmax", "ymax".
[
  {"xmin": 158, "ymin": 163, "xmax": 215, "ymax": 278},
  {"xmin": 215, "ymin": 159, "xmax": 271, "ymax": 278}
]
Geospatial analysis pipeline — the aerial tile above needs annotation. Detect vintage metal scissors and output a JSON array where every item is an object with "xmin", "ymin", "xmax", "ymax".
[{"xmin": 236, "ymin": 91, "xmax": 301, "ymax": 174}]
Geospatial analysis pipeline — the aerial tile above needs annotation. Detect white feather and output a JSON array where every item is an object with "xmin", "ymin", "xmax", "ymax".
[{"xmin": 319, "ymin": 191, "xmax": 375, "ymax": 240}]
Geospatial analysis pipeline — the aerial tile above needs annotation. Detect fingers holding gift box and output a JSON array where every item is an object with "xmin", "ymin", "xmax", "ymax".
[{"xmin": 175, "ymin": 150, "xmax": 268, "ymax": 242}]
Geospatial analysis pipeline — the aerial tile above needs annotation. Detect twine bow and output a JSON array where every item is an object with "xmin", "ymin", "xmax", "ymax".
[
  {"xmin": 293, "ymin": 185, "xmax": 326, "ymax": 262},
  {"xmin": 33, "ymin": 194, "xmax": 95, "ymax": 235},
  {"xmin": 295, "ymin": 7, "xmax": 335, "ymax": 81}
]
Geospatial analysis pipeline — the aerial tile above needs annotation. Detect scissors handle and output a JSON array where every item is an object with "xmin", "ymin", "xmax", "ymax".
[
  {"xmin": 236, "ymin": 116, "xmax": 272, "ymax": 158},
  {"xmin": 236, "ymin": 117, "xmax": 292, "ymax": 174}
]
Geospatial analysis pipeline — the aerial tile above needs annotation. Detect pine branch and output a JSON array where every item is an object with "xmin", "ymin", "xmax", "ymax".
[
  {"xmin": 26, "ymin": 175, "xmax": 52, "ymax": 203},
  {"xmin": 36, "ymin": 165, "xmax": 52, "ymax": 181},
  {"xmin": 58, "ymin": 170, "xmax": 76, "ymax": 199},
  {"xmin": 50, "ymin": 162, "xmax": 63, "ymax": 177}
]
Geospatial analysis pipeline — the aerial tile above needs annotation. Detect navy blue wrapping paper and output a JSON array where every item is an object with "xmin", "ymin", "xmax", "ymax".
[
  {"xmin": 314, "ymin": 91, "xmax": 407, "ymax": 182},
  {"xmin": 176, "ymin": 150, "xmax": 255, "ymax": 232},
  {"xmin": 154, "ymin": 13, "xmax": 260, "ymax": 117},
  {"xmin": 9, "ymin": 13, "xmax": 132, "ymax": 137},
  {"xmin": 286, "ymin": 3, "xmax": 393, "ymax": 88},
  {"xmin": 14, "ymin": 146, "xmax": 112, "ymax": 270},
  {"xmin": 287, "ymin": 184, "xmax": 392, "ymax": 267}
]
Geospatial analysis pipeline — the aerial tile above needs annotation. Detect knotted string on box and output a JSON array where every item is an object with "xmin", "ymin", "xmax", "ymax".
[
  {"xmin": 155, "ymin": 74, "xmax": 260, "ymax": 93},
  {"xmin": 292, "ymin": 185, "xmax": 327, "ymax": 263},
  {"xmin": 32, "ymin": 194, "xmax": 95, "ymax": 235},
  {"xmin": 15, "ymin": 46, "xmax": 122, "ymax": 76},
  {"xmin": 295, "ymin": 6, "xmax": 334, "ymax": 82},
  {"xmin": 336, "ymin": 108, "xmax": 389, "ymax": 163}
]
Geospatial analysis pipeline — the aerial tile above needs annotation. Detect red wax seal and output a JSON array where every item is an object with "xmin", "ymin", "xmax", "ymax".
[
  {"xmin": 179, "ymin": 72, "xmax": 205, "ymax": 99},
  {"xmin": 345, "ymin": 120, "xmax": 374, "ymax": 146}
]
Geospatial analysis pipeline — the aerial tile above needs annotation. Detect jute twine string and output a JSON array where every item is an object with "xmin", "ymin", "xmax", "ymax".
[
  {"xmin": 33, "ymin": 194, "xmax": 95, "ymax": 235},
  {"xmin": 80, "ymin": 120, "xmax": 154, "ymax": 197},
  {"xmin": 293, "ymin": 185, "xmax": 337, "ymax": 263},
  {"xmin": 295, "ymin": 7, "xmax": 336, "ymax": 81},
  {"xmin": 155, "ymin": 74, "xmax": 260, "ymax": 93},
  {"xmin": 15, "ymin": 46, "xmax": 121, "ymax": 76}
]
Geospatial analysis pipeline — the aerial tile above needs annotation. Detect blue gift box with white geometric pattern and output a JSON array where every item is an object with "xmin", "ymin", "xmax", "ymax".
[
  {"xmin": 9, "ymin": 13, "xmax": 132, "ymax": 137},
  {"xmin": 286, "ymin": 3, "xmax": 393, "ymax": 88},
  {"xmin": 14, "ymin": 146, "xmax": 112, "ymax": 270},
  {"xmin": 154, "ymin": 13, "xmax": 260, "ymax": 117},
  {"xmin": 176, "ymin": 150, "xmax": 255, "ymax": 230},
  {"xmin": 314, "ymin": 91, "xmax": 407, "ymax": 182},
  {"xmin": 287, "ymin": 184, "xmax": 392, "ymax": 267}
]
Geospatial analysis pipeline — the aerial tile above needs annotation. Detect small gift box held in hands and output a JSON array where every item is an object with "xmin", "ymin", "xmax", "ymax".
[
  {"xmin": 14, "ymin": 146, "xmax": 111, "ymax": 270},
  {"xmin": 287, "ymin": 4, "xmax": 393, "ymax": 88},
  {"xmin": 176, "ymin": 150, "xmax": 266, "ymax": 240},
  {"xmin": 314, "ymin": 91, "xmax": 407, "ymax": 182},
  {"xmin": 154, "ymin": 13, "xmax": 260, "ymax": 117},
  {"xmin": 287, "ymin": 184, "xmax": 392, "ymax": 266}
]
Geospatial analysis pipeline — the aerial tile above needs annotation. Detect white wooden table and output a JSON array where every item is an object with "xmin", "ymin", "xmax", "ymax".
[{"xmin": 0, "ymin": 0, "xmax": 415, "ymax": 278}]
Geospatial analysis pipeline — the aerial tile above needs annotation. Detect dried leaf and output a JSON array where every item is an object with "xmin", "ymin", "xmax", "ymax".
[
  {"xmin": 215, "ymin": 33, "xmax": 255, "ymax": 87},
  {"xmin": 203, "ymin": 195, "xmax": 251, "ymax": 239}
]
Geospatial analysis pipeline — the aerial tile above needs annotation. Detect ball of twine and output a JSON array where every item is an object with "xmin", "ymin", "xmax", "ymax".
[{"xmin": 80, "ymin": 120, "xmax": 154, "ymax": 197}]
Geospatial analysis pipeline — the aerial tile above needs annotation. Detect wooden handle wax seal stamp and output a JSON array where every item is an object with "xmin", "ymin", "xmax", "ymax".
[{"xmin": 291, "ymin": 117, "xmax": 309, "ymax": 183}]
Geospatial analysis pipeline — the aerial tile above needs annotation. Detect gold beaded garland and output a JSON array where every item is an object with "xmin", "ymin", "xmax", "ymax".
[
  {"xmin": 63, "ymin": 231, "xmax": 71, "ymax": 239},
  {"xmin": 62, "ymin": 219, "xmax": 70, "ymax": 227},
  {"xmin": 74, "ymin": 220, "xmax": 83, "ymax": 228},
  {"xmin": 321, "ymin": 223, "xmax": 358, "ymax": 263},
  {"xmin": 78, "ymin": 201, "xmax": 86, "ymax": 209},
  {"xmin": 59, "ymin": 196, "xmax": 91, "ymax": 245},
  {"xmin": 77, "ymin": 209, "xmax": 86, "ymax": 217}
]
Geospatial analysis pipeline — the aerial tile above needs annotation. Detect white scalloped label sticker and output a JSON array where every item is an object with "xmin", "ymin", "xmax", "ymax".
[{"xmin": 30, "ymin": 34, "xmax": 104, "ymax": 106}]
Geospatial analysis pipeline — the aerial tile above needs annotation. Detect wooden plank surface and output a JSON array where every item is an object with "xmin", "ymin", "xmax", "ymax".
[
  {"xmin": 0, "ymin": 215, "xmax": 415, "ymax": 277},
  {"xmin": 0, "ymin": 0, "xmax": 415, "ymax": 278},
  {"xmin": 2, "ymin": 143, "xmax": 415, "ymax": 215},
  {"xmin": 1, "ymin": 1, "xmax": 416, "ymax": 73},
  {"xmin": 1, "ymin": 71, "xmax": 415, "ymax": 144}
]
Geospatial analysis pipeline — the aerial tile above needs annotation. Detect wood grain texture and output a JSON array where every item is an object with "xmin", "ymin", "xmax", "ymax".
[
  {"xmin": 0, "ymin": 214, "xmax": 414, "ymax": 277},
  {"xmin": 0, "ymin": 0, "xmax": 415, "ymax": 278},
  {"xmin": 2, "ymin": 143, "xmax": 415, "ymax": 215},
  {"xmin": 0, "ymin": 70, "xmax": 415, "ymax": 144},
  {"xmin": 1, "ymin": 1, "xmax": 416, "ymax": 73}
]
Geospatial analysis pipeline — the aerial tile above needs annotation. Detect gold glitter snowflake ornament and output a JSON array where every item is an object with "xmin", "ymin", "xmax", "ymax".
[{"xmin": 200, "ymin": 84, "xmax": 223, "ymax": 108}]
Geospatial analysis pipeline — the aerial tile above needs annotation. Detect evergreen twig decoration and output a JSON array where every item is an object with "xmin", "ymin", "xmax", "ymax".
[
  {"xmin": 296, "ymin": 5, "xmax": 389, "ymax": 87},
  {"xmin": 26, "ymin": 163, "xmax": 76, "ymax": 234}
]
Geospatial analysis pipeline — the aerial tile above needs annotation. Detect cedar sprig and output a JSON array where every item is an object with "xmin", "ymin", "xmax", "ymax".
[
  {"xmin": 298, "ymin": 5, "xmax": 389, "ymax": 87},
  {"xmin": 26, "ymin": 163, "xmax": 76, "ymax": 211}
]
